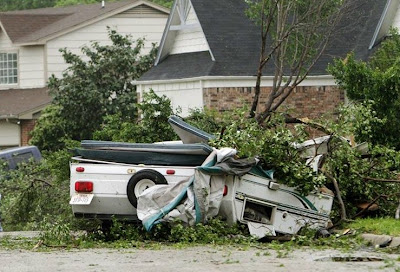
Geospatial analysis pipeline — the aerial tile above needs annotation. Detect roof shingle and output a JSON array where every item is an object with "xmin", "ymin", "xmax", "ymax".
[
  {"xmin": 139, "ymin": 0, "xmax": 388, "ymax": 81},
  {"xmin": 0, "ymin": 88, "xmax": 52, "ymax": 118},
  {"xmin": 0, "ymin": 0, "xmax": 168, "ymax": 44}
]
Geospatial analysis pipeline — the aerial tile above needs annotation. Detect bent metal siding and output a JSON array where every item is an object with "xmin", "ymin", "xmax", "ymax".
[{"xmin": 203, "ymin": 86, "xmax": 345, "ymax": 119}]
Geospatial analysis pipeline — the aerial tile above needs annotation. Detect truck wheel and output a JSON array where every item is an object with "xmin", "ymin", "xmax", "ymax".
[{"xmin": 127, "ymin": 170, "xmax": 167, "ymax": 208}]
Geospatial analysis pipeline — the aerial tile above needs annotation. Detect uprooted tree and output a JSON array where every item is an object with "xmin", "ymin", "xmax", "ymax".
[{"xmin": 246, "ymin": 0, "xmax": 355, "ymax": 124}]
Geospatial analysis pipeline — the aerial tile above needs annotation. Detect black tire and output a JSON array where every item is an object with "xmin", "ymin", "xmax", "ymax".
[
  {"xmin": 127, "ymin": 169, "xmax": 167, "ymax": 208},
  {"xmin": 315, "ymin": 228, "xmax": 331, "ymax": 238},
  {"xmin": 101, "ymin": 220, "xmax": 112, "ymax": 235}
]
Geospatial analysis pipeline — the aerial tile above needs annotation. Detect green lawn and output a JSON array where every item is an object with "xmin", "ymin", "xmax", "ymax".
[{"xmin": 347, "ymin": 218, "xmax": 400, "ymax": 236}]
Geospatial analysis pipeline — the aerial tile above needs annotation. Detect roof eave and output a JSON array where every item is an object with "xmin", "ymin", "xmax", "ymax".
[
  {"xmin": 18, "ymin": 102, "xmax": 51, "ymax": 119},
  {"xmin": 0, "ymin": 20, "xmax": 13, "ymax": 43},
  {"xmin": 14, "ymin": 41, "xmax": 46, "ymax": 46},
  {"xmin": 135, "ymin": 75, "xmax": 335, "ymax": 85},
  {"xmin": 155, "ymin": 0, "xmax": 215, "ymax": 65},
  {"xmin": 0, "ymin": 114, "xmax": 19, "ymax": 120},
  {"xmin": 155, "ymin": 0, "xmax": 178, "ymax": 65},
  {"xmin": 369, "ymin": 0, "xmax": 397, "ymax": 49}
]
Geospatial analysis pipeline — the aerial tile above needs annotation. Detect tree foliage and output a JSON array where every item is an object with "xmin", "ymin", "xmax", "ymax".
[
  {"xmin": 328, "ymin": 29, "xmax": 400, "ymax": 149},
  {"xmin": 29, "ymin": 105, "xmax": 69, "ymax": 151},
  {"xmin": 0, "ymin": 0, "xmax": 56, "ymax": 11},
  {"xmin": 0, "ymin": 147, "xmax": 80, "ymax": 231},
  {"xmin": 246, "ymin": 0, "xmax": 352, "ymax": 124},
  {"xmin": 209, "ymin": 107, "xmax": 324, "ymax": 195},
  {"xmin": 93, "ymin": 90, "xmax": 179, "ymax": 143},
  {"xmin": 205, "ymin": 104, "xmax": 400, "ymax": 221},
  {"xmin": 31, "ymin": 28, "xmax": 157, "ymax": 150}
]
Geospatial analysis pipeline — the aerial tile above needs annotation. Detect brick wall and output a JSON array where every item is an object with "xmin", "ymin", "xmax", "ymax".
[
  {"xmin": 203, "ymin": 86, "xmax": 344, "ymax": 119},
  {"xmin": 20, "ymin": 120, "xmax": 37, "ymax": 146}
]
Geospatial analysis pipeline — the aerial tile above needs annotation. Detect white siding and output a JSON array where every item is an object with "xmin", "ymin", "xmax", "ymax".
[
  {"xmin": 393, "ymin": 3, "xmax": 400, "ymax": 29},
  {"xmin": 0, "ymin": 31, "xmax": 46, "ymax": 89},
  {"xmin": 0, "ymin": 30, "xmax": 13, "ymax": 49},
  {"xmin": 46, "ymin": 15, "xmax": 168, "ymax": 79},
  {"xmin": 0, "ymin": 31, "xmax": 19, "ymax": 89},
  {"xmin": 169, "ymin": 4, "xmax": 209, "ymax": 55},
  {"xmin": 19, "ymin": 46, "xmax": 45, "ymax": 88},
  {"xmin": 136, "ymin": 76, "xmax": 337, "ymax": 117},
  {"xmin": 140, "ymin": 80, "xmax": 203, "ymax": 117},
  {"xmin": 0, "ymin": 121, "xmax": 20, "ymax": 147}
]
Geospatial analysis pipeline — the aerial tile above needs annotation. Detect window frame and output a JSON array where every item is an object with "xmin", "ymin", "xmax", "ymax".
[{"xmin": 0, "ymin": 51, "xmax": 18, "ymax": 86}]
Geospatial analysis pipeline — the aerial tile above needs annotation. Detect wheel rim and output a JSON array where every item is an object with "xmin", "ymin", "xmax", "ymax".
[{"xmin": 134, "ymin": 179, "xmax": 156, "ymax": 197}]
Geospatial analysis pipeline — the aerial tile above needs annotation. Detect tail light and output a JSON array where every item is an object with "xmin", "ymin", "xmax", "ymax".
[
  {"xmin": 75, "ymin": 181, "xmax": 93, "ymax": 193},
  {"xmin": 76, "ymin": 167, "xmax": 85, "ymax": 173},
  {"xmin": 166, "ymin": 169, "xmax": 175, "ymax": 175},
  {"xmin": 223, "ymin": 185, "xmax": 228, "ymax": 196}
]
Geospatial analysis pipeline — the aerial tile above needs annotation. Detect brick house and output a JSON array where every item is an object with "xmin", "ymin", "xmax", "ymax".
[
  {"xmin": 0, "ymin": 0, "xmax": 169, "ymax": 149},
  {"xmin": 136, "ymin": 0, "xmax": 398, "ymax": 117}
]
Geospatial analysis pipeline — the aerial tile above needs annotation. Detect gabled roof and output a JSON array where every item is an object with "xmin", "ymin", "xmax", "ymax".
[
  {"xmin": 0, "ymin": 0, "xmax": 169, "ymax": 45},
  {"xmin": 139, "ymin": 0, "xmax": 388, "ymax": 81},
  {"xmin": 0, "ymin": 88, "xmax": 52, "ymax": 119}
]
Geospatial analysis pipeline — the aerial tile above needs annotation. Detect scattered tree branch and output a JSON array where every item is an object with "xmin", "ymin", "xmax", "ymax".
[
  {"xmin": 351, "ymin": 194, "xmax": 385, "ymax": 219},
  {"xmin": 354, "ymin": 172, "xmax": 400, "ymax": 184},
  {"xmin": 321, "ymin": 170, "xmax": 347, "ymax": 221},
  {"xmin": 33, "ymin": 179, "xmax": 53, "ymax": 187},
  {"xmin": 396, "ymin": 199, "xmax": 400, "ymax": 220}
]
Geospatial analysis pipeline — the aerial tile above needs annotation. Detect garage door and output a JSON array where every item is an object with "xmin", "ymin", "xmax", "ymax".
[{"xmin": 0, "ymin": 121, "xmax": 20, "ymax": 148}]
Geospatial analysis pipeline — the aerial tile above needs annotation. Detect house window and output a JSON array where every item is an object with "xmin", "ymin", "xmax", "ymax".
[{"xmin": 0, "ymin": 53, "xmax": 18, "ymax": 84}]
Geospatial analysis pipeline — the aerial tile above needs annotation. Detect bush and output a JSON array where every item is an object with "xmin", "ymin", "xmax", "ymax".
[
  {"xmin": 93, "ymin": 90, "xmax": 179, "ymax": 143},
  {"xmin": 0, "ymin": 143, "xmax": 85, "ymax": 231}
]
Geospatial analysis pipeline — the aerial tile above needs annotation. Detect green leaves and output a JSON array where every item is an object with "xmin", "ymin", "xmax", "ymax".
[
  {"xmin": 328, "ymin": 30, "xmax": 400, "ymax": 149},
  {"xmin": 0, "ymin": 149, "xmax": 77, "ymax": 231},
  {"xmin": 208, "ymin": 108, "xmax": 323, "ymax": 195},
  {"xmin": 31, "ymin": 29, "xmax": 157, "ymax": 150},
  {"xmin": 93, "ymin": 90, "xmax": 178, "ymax": 143}
]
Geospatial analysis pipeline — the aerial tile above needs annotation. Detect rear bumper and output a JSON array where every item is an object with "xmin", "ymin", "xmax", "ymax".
[
  {"xmin": 71, "ymin": 194, "xmax": 136, "ymax": 218},
  {"xmin": 74, "ymin": 213, "xmax": 139, "ymax": 221}
]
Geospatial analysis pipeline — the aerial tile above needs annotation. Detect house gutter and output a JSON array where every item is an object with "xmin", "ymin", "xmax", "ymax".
[
  {"xmin": 134, "ymin": 75, "xmax": 336, "ymax": 86},
  {"xmin": 0, "ymin": 114, "xmax": 18, "ymax": 120},
  {"xmin": 0, "ymin": 115, "xmax": 20, "ymax": 125}
]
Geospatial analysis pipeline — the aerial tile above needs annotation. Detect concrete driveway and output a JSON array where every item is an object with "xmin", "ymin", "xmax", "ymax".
[
  {"xmin": 0, "ymin": 232, "xmax": 399, "ymax": 272},
  {"xmin": 0, "ymin": 246, "xmax": 399, "ymax": 272}
]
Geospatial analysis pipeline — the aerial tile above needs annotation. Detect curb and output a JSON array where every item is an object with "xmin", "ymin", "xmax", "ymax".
[
  {"xmin": 361, "ymin": 233, "xmax": 400, "ymax": 248},
  {"xmin": 0, "ymin": 231, "xmax": 41, "ymax": 239}
]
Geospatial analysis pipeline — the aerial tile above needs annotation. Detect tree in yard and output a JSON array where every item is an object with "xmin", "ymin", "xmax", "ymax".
[
  {"xmin": 328, "ymin": 29, "xmax": 400, "ymax": 149},
  {"xmin": 0, "ymin": 0, "xmax": 56, "ymax": 11},
  {"xmin": 246, "ymin": 0, "xmax": 354, "ymax": 124},
  {"xmin": 30, "ymin": 28, "xmax": 157, "ymax": 150},
  {"xmin": 93, "ymin": 90, "xmax": 179, "ymax": 143}
]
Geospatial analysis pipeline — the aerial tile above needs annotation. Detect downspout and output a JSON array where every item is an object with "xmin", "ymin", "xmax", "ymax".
[{"xmin": 200, "ymin": 79, "xmax": 204, "ymax": 111}]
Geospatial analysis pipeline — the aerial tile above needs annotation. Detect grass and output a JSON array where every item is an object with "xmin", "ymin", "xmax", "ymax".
[
  {"xmin": 345, "ymin": 218, "xmax": 400, "ymax": 236},
  {"xmin": 2, "ymin": 218, "xmax": 399, "ymax": 251}
]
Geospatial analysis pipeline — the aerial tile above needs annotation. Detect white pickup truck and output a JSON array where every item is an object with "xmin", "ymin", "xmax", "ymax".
[{"xmin": 70, "ymin": 116, "xmax": 334, "ymax": 237}]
